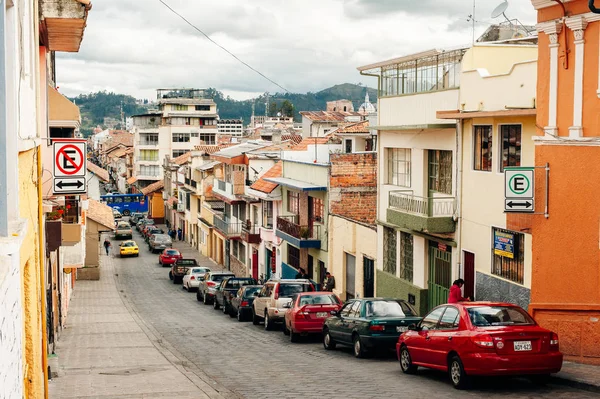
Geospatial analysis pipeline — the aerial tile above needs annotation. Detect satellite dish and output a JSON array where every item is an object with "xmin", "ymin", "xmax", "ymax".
[
  {"xmin": 277, "ymin": 112, "xmax": 282, "ymax": 117},
  {"xmin": 491, "ymin": 1, "xmax": 509, "ymax": 18}
]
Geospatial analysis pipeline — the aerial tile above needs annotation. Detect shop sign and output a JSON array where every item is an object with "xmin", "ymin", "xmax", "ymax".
[{"xmin": 494, "ymin": 229, "xmax": 514, "ymax": 259}]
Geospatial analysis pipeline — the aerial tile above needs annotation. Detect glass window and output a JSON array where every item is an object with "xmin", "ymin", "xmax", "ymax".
[
  {"xmin": 311, "ymin": 197, "xmax": 324, "ymax": 223},
  {"xmin": 387, "ymin": 148, "xmax": 411, "ymax": 187},
  {"xmin": 467, "ymin": 306, "xmax": 535, "ymax": 327},
  {"xmin": 399, "ymin": 232, "xmax": 413, "ymax": 283},
  {"xmin": 278, "ymin": 283, "xmax": 311, "ymax": 298},
  {"xmin": 195, "ymin": 105, "xmax": 211, "ymax": 111},
  {"xmin": 262, "ymin": 201, "xmax": 273, "ymax": 228},
  {"xmin": 348, "ymin": 301, "xmax": 362, "ymax": 318},
  {"xmin": 114, "ymin": 196, "xmax": 123, "ymax": 203},
  {"xmin": 287, "ymin": 191, "xmax": 300, "ymax": 214},
  {"xmin": 500, "ymin": 125, "xmax": 521, "ymax": 172},
  {"xmin": 473, "ymin": 126, "xmax": 492, "ymax": 172},
  {"xmin": 139, "ymin": 150, "xmax": 158, "ymax": 161},
  {"xmin": 365, "ymin": 300, "xmax": 417, "ymax": 317},
  {"xmin": 172, "ymin": 133, "xmax": 191, "ymax": 143},
  {"xmin": 383, "ymin": 227, "xmax": 397, "ymax": 275},
  {"xmin": 172, "ymin": 150, "xmax": 187, "ymax": 158},
  {"xmin": 339, "ymin": 302, "xmax": 354, "ymax": 317},
  {"xmin": 287, "ymin": 244, "xmax": 300, "ymax": 268},
  {"xmin": 174, "ymin": 104, "xmax": 188, "ymax": 111},
  {"xmin": 243, "ymin": 287, "xmax": 261, "ymax": 298},
  {"xmin": 296, "ymin": 294, "xmax": 340, "ymax": 306},
  {"xmin": 492, "ymin": 227, "xmax": 525, "ymax": 284},
  {"xmin": 428, "ymin": 150, "xmax": 453, "ymax": 195},
  {"xmin": 123, "ymin": 196, "xmax": 132, "ymax": 203},
  {"xmin": 420, "ymin": 307, "xmax": 446, "ymax": 330},
  {"xmin": 438, "ymin": 306, "xmax": 460, "ymax": 330},
  {"xmin": 199, "ymin": 133, "xmax": 216, "ymax": 144}
]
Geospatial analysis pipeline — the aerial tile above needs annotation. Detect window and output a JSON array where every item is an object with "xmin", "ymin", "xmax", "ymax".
[
  {"xmin": 387, "ymin": 148, "xmax": 411, "ymax": 187},
  {"xmin": 492, "ymin": 227, "xmax": 525, "ymax": 284},
  {"xmin": 139, "ymin": 165, "xmax": 160, "ymax": 177},
  {"xmin": 365, "ymin": 300, "xmax": 417, "ymax": 317},
  {"xmin": 468, "ymin": 306, "xmax": 534, "ymax": 327},
  {"xmin": 287, "ymin": 244, "xmax": 300, "ymax": 268},
  {"xmin": 311, "ymin": 197, "xmax": 324, "ymax": 223},
  {"xmin": 438, "ymin": 306, "xmax": 460, "ymax": 330},
  {"xmin": 185, "ymin": 192, "xmax": 191, "ymax": 211},
  {"xmin": 339, "ymin": 302, "xmax": 353, "ymax": 317},
  {"xmin": 172, "ymin": 133, "xmax": 190, "ymax": 143},
  {"xmin": 399, "ymin": 232, "xmax": 413, "ymax": 283},
  {"xmin": 287, "ymin": 191, "xmax": 300, "ymax": 214},
  {"xmin": 172, "ymin": 150, "xmax": 187, "ymax": 158},
  {"xmin": 500, "ymin": 125, "xmax": 521, "ymax": 172},
  {"xmin": 140, "ymin": 133, "xmax": 158, "ymax": 145},
  {"xmin": 344, "ymin": 139, "xmax": 353, "ymax": 154},
  {"xmin": 199, "ymin": 133, "xmax": 216, "ymax": 144},
  {"xmin": 191, "ymin": 132, "xmax": 199, "ymax": 138},
  {"xmin": 233, "ymin": 203, "xmax": 246, "ymax": 221},
  {"xmin": 195, "ymin": 105, "xmax": 211, "ymax": 111},
  {"xmin": 262, "ymin": 201, "xmax": 273, "ymax": 228},
  {"xmin": 348, "ymin": 301, "xmax": 362, "ymax": 318},
  {"xmin": 232, "ymin": 241, "xmax": 246, "ymax": 264},
  {"xmin": 383, "ymin": 227, "xmax": 397, "ymax": 275},
  {"xmin": 428, "ymin": 150, "xmax": 452, "ymax": 195},
  {"xmin": 420, "ymin": 307, "xmax": 445, "ymax": 331},
  {"xmin": 139, "ymin": 150, "xmax": 158, "ymax": 161},
  {"xmin": 174, "ymin": 104, "xmax": 188, "ymax": 111},
  {"xmin": 473, "ymin": 125, "xmax": 492, "ymax": 171}
]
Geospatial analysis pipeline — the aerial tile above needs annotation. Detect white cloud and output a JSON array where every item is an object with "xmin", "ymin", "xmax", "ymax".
[{"xmin": 56, "ymin": 0, "xmax": 537, "ymax": 100}]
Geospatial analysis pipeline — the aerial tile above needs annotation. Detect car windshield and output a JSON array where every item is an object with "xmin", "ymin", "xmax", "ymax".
[
  {"xmin": 226, "ymin": 279, "xmax": 255, "ymax": 288},
  {"xmin": 365, "ymin": 300, "xmax": 417, "ymax": 318},
  {"xmin": 121, "ymin": 242, "xmax": 136, "ymax": 247},
  {"xmin": 117, "ymin": 224, "xmax": 129, "ymax": 229},
  {"xmin": 177, "ymin": 260, "xmax": 197, "ymax": 266},
  {"xmin": 278, "ymin": 284, "xmax": 311, "ymax": 298},
  {"xmin": 468, "ymin": 306, "xmax": 536, "ymax": 327},
  {"xmin": 165, "ymin": 250, "xmax": 179, "ymax": 256},
  {"xmin": 145, "ymin": 220, "xmax": 155, "ymax": 225},
  {"xmin": 153, "ymin": 235, "xmax": 170, "ymax": 242},
  {"xmin": 191, "ymin": 268, "xmax": 208, "ymax": 274},
  {"xmin": 297, "ymin": 294, "xmax": 340, "ymax": 306},
  {"xmin": 243, "ymin": 287, "xmax": 261, "ymax": 297},
  {"xmin": 212, "ymin": 274, "xmax": 234, "ymax": 282}
]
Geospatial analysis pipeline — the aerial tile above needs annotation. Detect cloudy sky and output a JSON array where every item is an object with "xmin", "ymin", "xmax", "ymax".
[{"xmin": 56, "ymin": 0, "xmax": 537, "ymax": 101}]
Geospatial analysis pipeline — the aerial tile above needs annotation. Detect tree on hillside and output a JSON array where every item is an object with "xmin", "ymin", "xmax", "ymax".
[{"xmin": 280, "ymin": 100, "xmax": 294, "ymax": 118}]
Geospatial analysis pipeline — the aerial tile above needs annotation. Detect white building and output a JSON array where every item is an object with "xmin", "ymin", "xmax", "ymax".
[{"xmin": 217, "ymin": 119, "xmax": 243, "ymax": 136}]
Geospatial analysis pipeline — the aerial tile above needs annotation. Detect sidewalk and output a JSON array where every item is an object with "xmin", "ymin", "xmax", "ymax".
[
  {"xmin": 553, "ymin": 361, "xmax": 600, "ymax": 393},
  {"xmin": 48, "ymin": 250, "xmax": 238, "ymax": 399}
]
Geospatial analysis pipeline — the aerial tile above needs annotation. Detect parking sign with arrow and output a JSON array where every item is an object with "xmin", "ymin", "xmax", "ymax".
[{"xmin": 504, "ymin": 167, "xmax": 534, "ymax": 213}]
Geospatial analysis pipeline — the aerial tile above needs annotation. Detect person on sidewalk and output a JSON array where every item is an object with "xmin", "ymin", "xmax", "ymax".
[
  {"xmin": 177, "ymin": 227, "xmax": 183, "ymax": 241},
  {"xmin": 295, "ymin": 268, "xmax": 307, "ymax": 279},
  {"xmin": 103, "ymin": 238, "xmax": 111, "ymax": 256},
  {"xmin": 323, "ymin": 272, "xmax": 335, "ymax": 292},
  {"xmin": 448, "ymin": 279, "xmax": 470, "ymax": 303}
]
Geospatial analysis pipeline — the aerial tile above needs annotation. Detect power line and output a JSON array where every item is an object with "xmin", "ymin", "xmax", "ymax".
[{"xmin": 157, "ymin": 0, "xmax": 290, "ymax": 93}]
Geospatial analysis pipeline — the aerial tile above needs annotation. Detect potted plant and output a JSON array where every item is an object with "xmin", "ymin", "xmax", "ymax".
[{"xmin": 299, "ymin": 227, "xmax": 310, "ymax": 239}]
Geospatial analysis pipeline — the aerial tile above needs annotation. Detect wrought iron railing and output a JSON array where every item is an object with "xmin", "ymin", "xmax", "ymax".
[
  {"xmin": 213, "ymin": 214, "xmax": 242, "ymax": 236},
  {"xmin": 242, "ymin": 220, "xmax": 260, "ymax": 235},
  {"xmin": 389, "ymin": 190, "xmax": 455, "ymax": 217},
  {"xmin": 276, "ymin": 215, "xmax": 321, "ymax": 240}
]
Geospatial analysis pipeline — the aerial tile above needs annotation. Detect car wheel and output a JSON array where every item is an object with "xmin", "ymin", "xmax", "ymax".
[
  {"xmin": 449, "ymin": 355, "xmax": 469, "ymax": 389},
  {"xmin": 169, "ymin": 271, "xmax": 173, "ymax": 280},
  {"xmin": 290, "ymin": 328, "xmax": 299, "ymax": 343},
  {"xmin": 203, "ymin": 293, "xmax": 210, "ymax": 305},
  {"xmin": 264, "ymin": 311, "xmax": 273, "ymax": 331},
  {"xmin": 159, "ymin": 259, "xmax": 162, "ymax": 266},
  {"xmin": 283, "ymin": 321, "xmax": 290, "ymax": 336},
  {"xmin": 399, "ymin": 346, "xmax": 418, "ymax": 374},
  {"xmin": 229, "ymin": 307, "xmax": 236, "ymax": 318},
  {"xmin": 122, "ymin": 210, "xmax": 130, "ymax": 216},
  {"xmin": 222, "ymin": 302, "xmax": 228, "ymax": 314},
  {"xmin": 353, "ymin": 334, "xmax": 368, "ymax": 358},
  {"xmin": 172, "ymin": 276, "xmax": 178, "ymax": 285},
  {"xmin": 237, "ymin": 308, "xmax": 244, "ymax": 322},
  {"xmin": 252, "ymin": 308, "xmax": 260, "ymax": 325},
  {"xmin": 135, "ymin": 253, "xmax": 139, "ymax": 257},
  {"xmin": 213, "ymin": 299, "xmax": 220, "ymax": 310},
  {"xmin": 323, "ymin": 328, "xmax": 336, "ymax": 350}
]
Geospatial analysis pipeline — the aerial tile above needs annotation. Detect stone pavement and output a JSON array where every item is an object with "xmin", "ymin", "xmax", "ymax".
[{"xmin": 48, "ymin": 246, "xmax": 240, "ymax": 399}]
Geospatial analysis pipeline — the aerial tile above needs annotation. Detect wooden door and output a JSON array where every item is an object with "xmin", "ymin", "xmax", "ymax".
[{"xmin": 463, "ymin": 251, "xmax": 475, "ymax": 301}]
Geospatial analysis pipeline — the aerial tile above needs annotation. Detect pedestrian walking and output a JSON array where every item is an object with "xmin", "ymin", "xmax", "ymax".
[
  {"xmin": 323, "ymin": 272, "xmax": 335, "ymax": 292},
  {"xmin": 103, "ymin": 238, "xmax": 112, "ymax": 256},
  {"xmin": 448, "ymin": 279, "xmax": 470, "ymax": 303},
  {"xmin": 177, "ymin": 227, "xmax": 183, "ymax": 241}
]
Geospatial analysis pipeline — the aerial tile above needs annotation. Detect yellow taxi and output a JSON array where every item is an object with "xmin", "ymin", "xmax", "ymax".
[{"xmin": 119, "ymin": 240, "xmax": 139, "ymax": 257}]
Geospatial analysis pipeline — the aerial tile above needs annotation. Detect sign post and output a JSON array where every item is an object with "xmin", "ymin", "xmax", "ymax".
[
  {"xmin": 53, "ymin": 140, "xmax": 87, "ymax": 195},
  {"xmin": 504, "ymin": 167, "xmax": 534, "ymax": 213}
]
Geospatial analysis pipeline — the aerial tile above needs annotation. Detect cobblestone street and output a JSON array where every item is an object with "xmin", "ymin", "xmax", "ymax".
[{"xmin": 46, "ymin": 231, "xmax": 600, "ymax": 399}]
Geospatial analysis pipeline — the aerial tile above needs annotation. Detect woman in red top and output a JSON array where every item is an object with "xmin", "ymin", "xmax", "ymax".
[{"xmin": 448, "ymin": 279, "xmax": 470, "ymax": 303}]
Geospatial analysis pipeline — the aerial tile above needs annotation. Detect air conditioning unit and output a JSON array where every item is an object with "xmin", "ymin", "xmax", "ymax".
[{"xmin": 177, "ymin": 203, "xmax": 185, "ymax": 212}]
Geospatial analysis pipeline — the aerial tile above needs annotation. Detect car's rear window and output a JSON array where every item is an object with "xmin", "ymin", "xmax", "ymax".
[
  {"xmin": 468, "ymin": 306, "xmax": 535, "ymax": 327},
  {"xmin": 226, "ymin": 279, "xmax": 256, "ymax": 288},
  {"xmin": 243, "ymin": 287, "xmax": 261, "ymax": 297},
  {"xmin": 121, "ymin": 242, "xmax": 136, "ymax": 247},
  {"xmin": 212, "ymin": 274, "xmax": 234, "ymax": 282},
  {"xmin": 165, "ymin": 250, "xmax": 179, "ymax": 255},
  {"xmin": 297, "ymin": 294, "xmax": 340, "ymax": 306},
  {"xmin": 191, "ymin": 268, "xmax": 208, "ymax": 274},
  {"xmin": 278, "ymin": 283, "xmax": 311, "ymax": 297},
  {"xmin": 365, "ymin": 300, "xmax": 417, "ymax": 317},
  {"xmin": 177, "ymin": 259, "xmax": 197, "ymax": 266}
]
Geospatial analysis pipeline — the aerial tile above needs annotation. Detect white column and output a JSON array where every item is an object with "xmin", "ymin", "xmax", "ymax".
[
  {"xmin": 566, "ymin": 17, "xmax": 588, "ymax": 138},
  {"xmin": 546, "ymin": 33, "xmax": 560, "ymax": 137}
]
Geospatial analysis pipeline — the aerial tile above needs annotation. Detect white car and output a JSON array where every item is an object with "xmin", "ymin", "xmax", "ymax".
[{"xmin": 183, "ymin": 267, "xmax": 211, "ymax": 291}]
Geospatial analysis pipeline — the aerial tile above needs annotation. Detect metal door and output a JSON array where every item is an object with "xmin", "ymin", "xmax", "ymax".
[
  {"xmin": 363, "ymin": 257, "xmax": 375, "ymax": 298},
  {"xmin": 345, "ymin": 253, "xmax": 356, "ymax": 299},
  {"xmin": 265, "ymin": 248, "xmax": 272, "ymax": 280},
  {"xmin": 252, "ymin": 248, "xmax": 258, "ymax": 280},
  {"xmin": 428, "ymin": 242, "xmax": 452, "ymax": 310},
  {"xmin": 463, "ymin": 251, "xmax": 475, "ymax": 301},
  {"xmin": 225, "ymin": 239, "xmax": 231, "ymax": 271}
]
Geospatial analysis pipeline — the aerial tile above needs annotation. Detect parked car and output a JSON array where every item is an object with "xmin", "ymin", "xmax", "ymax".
[
  {"xmin": 118, "ymin": 240, "xmax": 139, "ymax": 257},
  {"xmin": 129, "ymin": 212, "xmax": 145, "ymax": 226},
  {"xmin": 323, "ymin": 298, "xmax": 421, "ymax": 358},
  {"xmin": 397, "ymin": 302, "xmax": 563, "ymax": 389},
  {"xmin": 137, "ymin": 218, "xmax": 154, "ymax": 232},
  {"xmin": 144, "ymin": 226, "xmax": 165, "ymax": 242},
  {"xmin": 148, "ymin": 234, "xmax": 172, "ymax": 253},
  {"xmin": 252, "ymin": 279, "xmax": 315, "ymax": 330},
  {"xmin": 182, "ymin": 267, "xmax": 211, "ymax": 291},
  {"xmin": 115, "ymin": 222, "xmax": 133, "ymax": 239},
  {"xmin": 230, "ymin": 285, "xmax": 262, "ymax": 321},
  {"xmin": 283, "ymin": 292, "xmax": 342, "ymax": 342},
  {"xmin": 169, "ymin": 258, "xmax": 197, "ymax": 284},
  {"xmin": 158, "ymin": 248, "xmax": 182, "ymax": 267},
  {"xmin": 213, "ymin": 277, "xmax": 258, "ymax": 313},
  {"xmin": 197, "ymin": 271, "xmax": 235, "ymax": 304},
  {"xmin": 113, "ymin": 209, "xmax": 122, "ymax": 219}
]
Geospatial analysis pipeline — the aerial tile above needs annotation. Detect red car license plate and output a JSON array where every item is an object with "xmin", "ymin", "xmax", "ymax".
[
  {"xmin": 513, "ymin": 341, "xmax": 532, "ymax": 351},
  {"xmin": 316, "ymin": 312, "xmax": 328, "ymax": 318}
]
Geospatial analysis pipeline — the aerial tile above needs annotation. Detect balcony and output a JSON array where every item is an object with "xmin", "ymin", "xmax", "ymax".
[
  {"xmin": 241, "ymin": 221, "xmax": 261, "ymax": 244},
  {"xmin": 387, "ymin": 191, "xmax": 456, "ymax": 233},
  {"xmin": 213, "ymin": 214, "xmax": 242, "ymax": 238},
  {"xmin": 40, "ymin": 0, "xmax": 91, "ymax": 52},
  {"xmin": 212, "ymin": 178, "xmax": 245, "ymax": 202},
  {"xmin": 276, "ymin": 215, "xmax": 321, "ymax": 249}
]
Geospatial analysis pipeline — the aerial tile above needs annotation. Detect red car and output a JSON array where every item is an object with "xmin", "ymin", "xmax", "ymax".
[
  {"xmin": 283, "ymin": 292, "xmax": 342, "ymax": 342},
  {"xmin": 397, "ymin": 302, "xmax": 563, "ymax": 389},
  {"xmin": 158, "ymin": 248, "xmax": 182, "ymax": 267}
]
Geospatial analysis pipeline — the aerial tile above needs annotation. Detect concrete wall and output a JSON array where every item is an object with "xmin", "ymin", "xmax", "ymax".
[
  {"xmin": 87, "ymin": 173, "xmax": 101, "ymax": 201},
  {"xmin": 379, "ymin": 89, "xmax": 459, "ymax": 126},
  {"xmin": 376, "ymin": 270, "xmax": 428, "ymax": 316},
  {"xmin": 462, "ymin": 45, "xmax": 538, "ymax": 76},
  {"xmin": 84, "ymin": 219, "xmax": 101, "ymax": 267}
]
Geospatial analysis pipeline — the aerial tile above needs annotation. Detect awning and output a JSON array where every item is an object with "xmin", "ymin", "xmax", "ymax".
[
  {"xmin": 196, "ymin": 161, "xmax": 220, "ymax": 171},
  {"xmin": 263, "ymin": 177, "xmax": 326, "ymax": 191}
]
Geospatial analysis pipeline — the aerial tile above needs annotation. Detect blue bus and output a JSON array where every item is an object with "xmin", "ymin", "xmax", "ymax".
[{"xmin": 100, "ymin": 193, "xmax": 148, "ymax": 216}]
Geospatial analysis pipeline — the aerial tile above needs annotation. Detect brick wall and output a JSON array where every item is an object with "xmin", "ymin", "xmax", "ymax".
[
  {"xmin": 0, "ymin": 255, "xmax": 24, "ymax": 399},
  {"xmin": 230, "ymin": 255, "xmax": 247, "ymax": 277},
  {"xmin": 329, "ymin": 152, "xmax": 377, "ymax": 225}
]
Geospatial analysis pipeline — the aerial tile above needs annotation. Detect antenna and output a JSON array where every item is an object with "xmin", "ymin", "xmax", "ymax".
[
  {"xmin": 491, "ymin": 0, "xmax": 511, "ymax": 25},
  {"xmin": 265, "ymin": 93, "xmax": 269, "ymax": 118}
]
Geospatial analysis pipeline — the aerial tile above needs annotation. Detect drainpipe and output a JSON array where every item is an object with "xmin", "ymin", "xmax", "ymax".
[
  {"xmin": 455, "ymin": 119, "xmax": 463, "ymax": 284},
  {"xmin": 590, "ymin": 0, "xmax": 600, "ymax": 13},
  {"xmin": 0, "ymin": 0, "xmax": 8, "ymax": 237},
  {"xmin": 38, "ymin": 148, "xmax": 49, "ymax": 399}
]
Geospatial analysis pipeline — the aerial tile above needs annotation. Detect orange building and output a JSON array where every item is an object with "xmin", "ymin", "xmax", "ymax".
[{"xmin": 530, "ymin": 0, "xmax": 600, "ymax": 364}]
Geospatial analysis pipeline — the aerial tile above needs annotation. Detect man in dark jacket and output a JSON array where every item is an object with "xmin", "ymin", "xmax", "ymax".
[{"xmin": 323, "ymin": 272, "xmax": 335, "ymax": 292}]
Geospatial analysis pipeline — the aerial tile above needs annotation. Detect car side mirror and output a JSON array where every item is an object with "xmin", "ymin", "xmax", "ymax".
[
  {"xmin": 408, "ymin": 323, "xmax": 421, "ymax": 331},
  {"xmin": 283, "ymin": 302, "xmax": 292, "ymax": 309},
  {"xmin": 330, "ymin": 310, "xmax": 339, "ymax": 316},
  {"xmin": 253, "ymin": 291, "xmax": 259, "ymax": 297}
]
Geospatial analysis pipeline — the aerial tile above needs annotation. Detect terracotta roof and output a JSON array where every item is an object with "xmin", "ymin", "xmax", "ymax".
[
  {"xmin": 300, "ymin": 111, "xmax": 363, "ymax": 122},
  {"xmin": 127, "ymin": 176, "xmax": 138, "ymax": 185},
  {"xmin": 250, "ymin": 141, "xmax": 297, "ymax": 153},
  {"xmin": 289, "ymin": 135, "xmax": 342, "ymax": 151},
  {"xmin": 333, "ymin": 120, "xmax": 370, "ymax": 134},
  {"xmin": 141, "ymin": 180, "xmax": 164, "ymax": 195},
  {"xmin": 167, "ymin": 196, "xmax": 178, "ymax": 206},
  {"xmin": 250, "ymin": 161, "xmax": 282, "ymax": 194},
  {"xmin": 108, "ymin": 147, "xmax": 128, "ymax": 158},
  {"xmin": 125, "ymin": 148, "xmax": 134, "ymax": 154},
  {"xmin": 281, "ymin": 134, "xmax": 303, "ymax": 145},
  {"xmin": 193, "ymin": 144, "xmax": 235, "ymax": 154},
  {"xmin": 173, "ymin": 152, "xmax": 191, "ymax": 165},
  {"xmin": 87, "ymin": 199, "xmax": 115, "ymax": 229},
  {"xmin": 86, "ymin": 161, "xmax": 109, "ymax": 182},
  {"xmin": 102, "ymin": 132, "xmax": 134, "ymax": 151}
]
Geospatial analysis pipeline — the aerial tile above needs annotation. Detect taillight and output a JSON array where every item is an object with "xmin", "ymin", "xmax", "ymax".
[
  {"xmin": 207, "ymin": 281, "xmax": 216, "ymax": 287},
  {"xmin": 190, "ymin": 276, "xmax": 195, "ymax": 280},
  {"xmin": 274, "ymin": 284, "xmax": 280, "ymax": 300},
  {"xmin": 550, "ymin": 332, "xmax": 559, "ymax": 348},
  {"xmin": 240, "ymin": 301, "xmax": 249, "ymax": 307},
  {"xmin": 471, "ymin": 335, "xmax": 494, "ymax": 348},
  {"xmin": 369, "ymin": 324, "xmax": 385, "ymax": 332}
]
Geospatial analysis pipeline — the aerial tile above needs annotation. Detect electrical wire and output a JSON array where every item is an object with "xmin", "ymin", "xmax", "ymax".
[{"xmin": 157, "ymin": 0, "xmax": 290, "ymax": 93}]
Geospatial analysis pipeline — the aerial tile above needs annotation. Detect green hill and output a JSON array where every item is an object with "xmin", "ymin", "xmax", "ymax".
[{"xmin": 71, "ymin": 84, "xmax": 377, "ymax": 136}]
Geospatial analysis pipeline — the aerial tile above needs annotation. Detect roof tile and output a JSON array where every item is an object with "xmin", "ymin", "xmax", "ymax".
[
  {"xmin": 86, "ymin": 161, "xmax": 109, "ymax": 182},
  {"xmin": 141, "ymin": 180, "xmax": 164, "ymax": 195},
  {"xmin": 250, "ymin": 161, "xmax": 282, "ymax": 194},
  {"xmin": 87, "ymin": 199, "xmax": 115, "ymax": 229}
]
